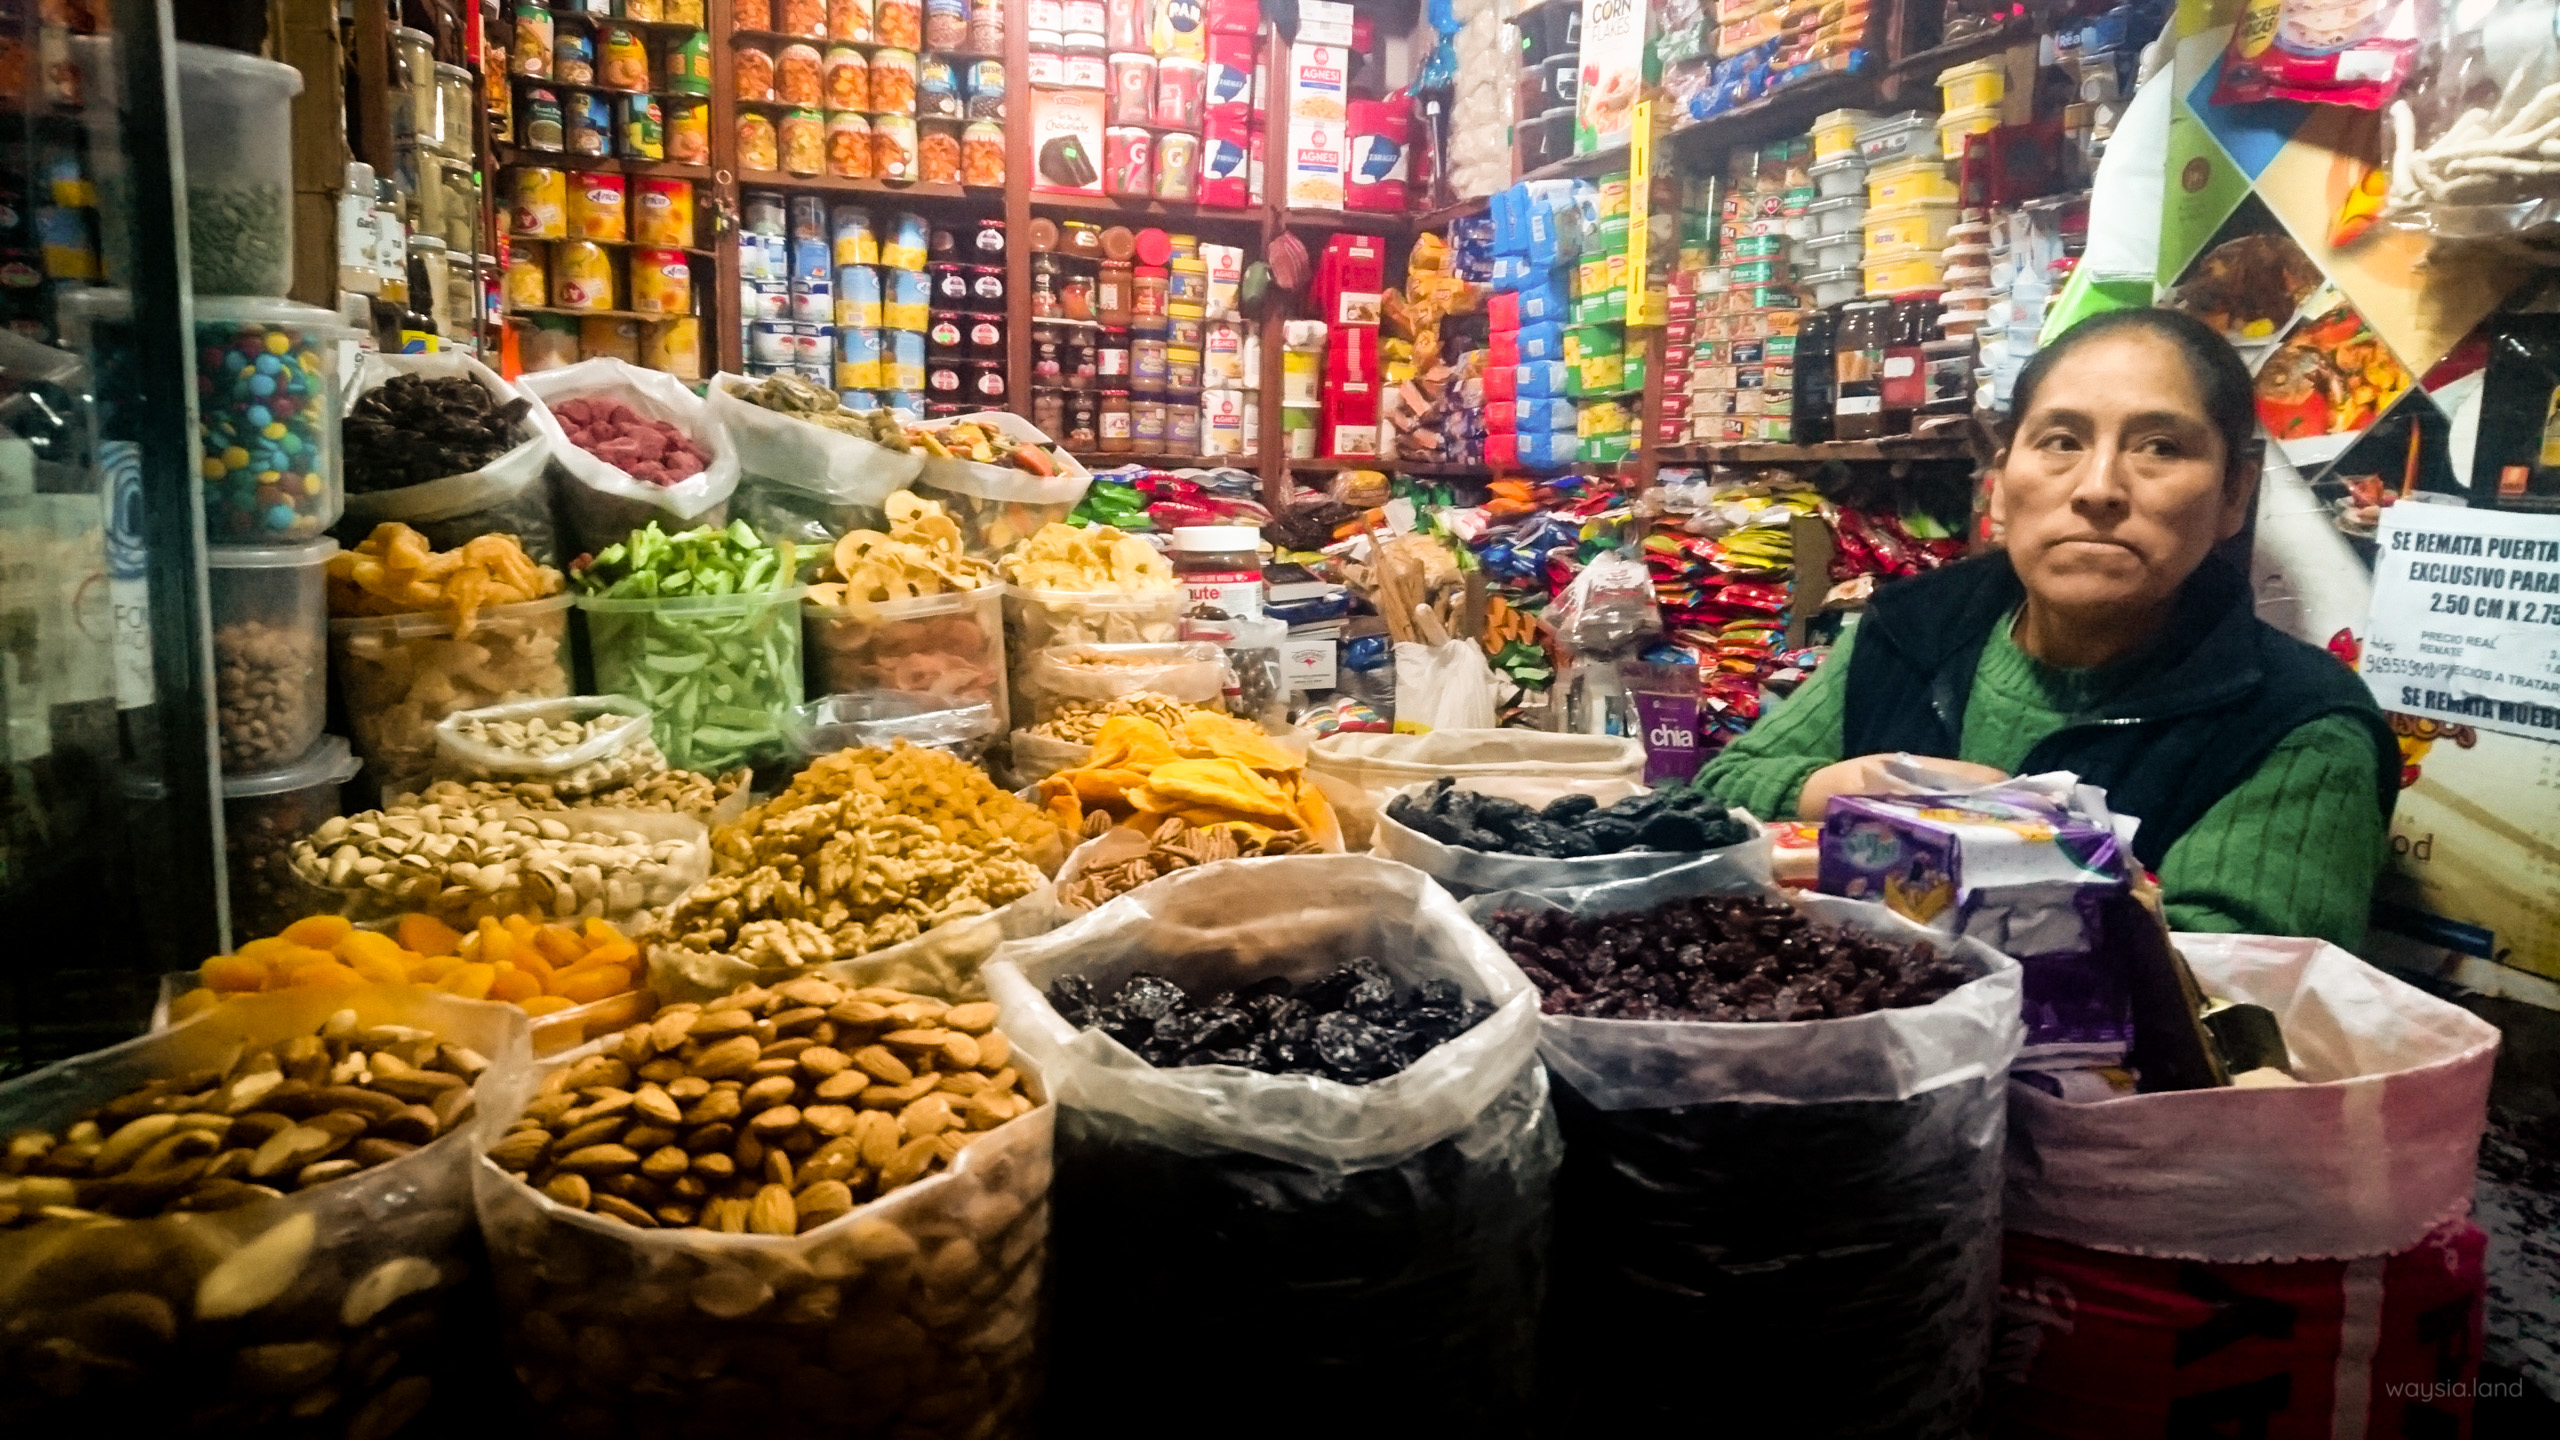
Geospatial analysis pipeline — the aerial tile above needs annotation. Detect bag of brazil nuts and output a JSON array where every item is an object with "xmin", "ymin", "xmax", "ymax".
[
  {"xmin": 983, "ymin": 854, "xmax": 1561, "ymax": 1437},
  {"xmin": 0, "ymin": 984, "xmax": 529, "ymax": 1440},
  {"xmin": 470, "ymin": 981, "xmax": 1053, "ymax": 1440},
  {"xmin": 1463, "ymin": 858, "xmax": 2025, "ymax": 1440}
]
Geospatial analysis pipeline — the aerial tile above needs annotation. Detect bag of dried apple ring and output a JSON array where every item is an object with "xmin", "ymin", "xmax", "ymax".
[
  {"xmin": 0, "ymin": 984, "xmax": 529, "ymax": 1439},
  {"xmin": 471, "ymin": 977, "xmax": 1052, "ymax": 1440}
]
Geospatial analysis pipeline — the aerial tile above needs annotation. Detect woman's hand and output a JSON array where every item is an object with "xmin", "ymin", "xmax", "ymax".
[{"xmin": 1794, "ymin": 754, "xmax": 2012, "ymax": 821}]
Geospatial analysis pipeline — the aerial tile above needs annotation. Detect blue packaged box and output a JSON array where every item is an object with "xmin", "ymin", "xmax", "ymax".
[
  {"xmin": 1515, "ymin": 361, "xmax": 1570, "ymax": 397},
  {"xmin": 1519, "ymin": 432, "xmax": 1582, "ymax": 468},
  {"xmin": 1515, "ymin": 321, "xmax": 1567, "ymax": 362},
  {"xmin": 1516, "ymin": 269, "xmax": 1573, "ymax": 324}
]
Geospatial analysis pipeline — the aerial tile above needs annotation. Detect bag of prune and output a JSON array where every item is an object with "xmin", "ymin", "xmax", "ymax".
[
  {"xmin": 1371, "ymin": 774, "xmax": 1770, "ymax": 897},
  {"xmin": 984, "ymin": 855, "xmax": 1560, "ymax": 1439},
  {"xmin": 1466, "ymin": 858, "xmax": 2024, "ymax": 1440},
  {"xmin": 337, "ymin": 351, "xmax": 566, "ymax": 566}
]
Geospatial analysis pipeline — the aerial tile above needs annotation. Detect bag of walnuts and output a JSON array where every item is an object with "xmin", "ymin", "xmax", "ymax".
[
  {"xmin": 0, "ymin": 984, "xmax": 529, "ymax": 1439},
  {"xmin": 472, "ymin": 974, "xmax": 1051, "ymax": 1439}
]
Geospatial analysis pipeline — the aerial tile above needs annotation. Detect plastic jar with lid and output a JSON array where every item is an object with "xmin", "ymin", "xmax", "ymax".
[
  {"xmin": 1165, "ymin": 345, "xmax": 1201, "ymax": 396},
  {"xmin": 1059, "ymin": 323, "xmax": 1096, "ymax": 389},
  {"xmin": 1097, "ymin": 258, "xmax": 1132, "ymax": 327},
  {"xmin": 1066, "ymin": 389, "xmax": 1099, "ymax": 448},
  {"xmin": 1131, "ymin": 265, "xmax": 1169, "ymax": 333},
  {"xmin": 1131, "ymin": 335, "xmax": 1168, "ymax": 395},
  {"xmin": 1029, "ymin": 251, "xmax": 1061, "ymax": 318},
  {"xmin": 1166, "ymin": 250, "xmax": 1208, "ymax": 320},
  {"xmin": 1098, "ymin": 389, "xmax": 1132, "ymax": 453},
  {"xmin": 1132, "ymin": 397, "xmax": 1167, "ymax": 448},
  {"xmin": 1033, "ymin": 387, "xmax": 1066, "ymax": 437},
  {"xmin": 1169, "ymin": 525, "xmax": 1264, "ymax": 619},
  {"xmin": 1167, "ymin": 401, "xmax": 1201, "ymax": 453},
  {"xmin": 1059, "ymin": 266, "xmax": 1096, "ymax": 321}
]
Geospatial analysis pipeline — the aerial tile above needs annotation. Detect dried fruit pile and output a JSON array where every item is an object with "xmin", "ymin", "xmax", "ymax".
[
  {"xmin": 1034, "ymin": 711, "xmax": 1331, "ymax": 845},
  {"xmin": 345, "ymin": 373, "xmax": 532, "ymax": 493},
  {"xmin": 185, "ymin": 913, "xmax": 646, "ymax": 1026},
  {"xmin": 804, "ymin": 492, "xmax": 996, "ymax": 606},
  {"xmin": 1485, "ymin": 894, "xmax": 1974, "ymax": 1022},
  {"xmin": 997, "ymin": 522, "xmax": 1171, "ymax": 592},
  {"xmin": 1048, "ymin": 958, "xmax": 1492, "ymax": 1085},
  {"xmin": 1, "ymin": 1006, "xmax": 486, "ymax": 1224},
  {"xmin": 723, "ymin": 373, "xmax": 909, "ymax": 445},
  {"xmin": 1388, "ymin": 777, "xmax": 1750, "ymax": 857},
  {"xmin": 551, "ymin": 396, "xmax": 709, "ymax": 487},
  {"xmin": 1056, "ymin": 814, "xmax": 1317, "ymax": 912},
  {"xmin": 1025, "ymin": 689, "xmax": 1199, "ymax": 743},
  {"xmin": 662, "ymin": 743, "xmax": 1060, "ymax": 973},
  {"xmin": 287, "ymin": 796, "xmax": 699, "ymax": 922},
  {"xmin": 489, "ymin": 978, "xmax": 1034, "ymax": 1231},
  {"xmin": 328, "ymin": 521, "xmax": 564, "ymax": 628}
]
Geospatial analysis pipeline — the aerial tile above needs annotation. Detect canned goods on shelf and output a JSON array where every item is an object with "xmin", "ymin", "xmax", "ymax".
[
  {"xmin": 521, "ymin": 87, "xmax": 564, "ymax": 151},
  {"xmin": 825, "ymin": 46, "xmax": 869, "ymax": 110},
  {"xmin": 552, "ymin": 239, "xmax": 616, "ymax": 311},
  {"xmin": 833, "ymin": 206, "xmax": 879, "ymax": 265},
  {"xmin": 737, "ymin": 112, "xmax": 780, "ymax": 171},
  {"xmin": 511, "ymin": 166, "xmax": 568, "ymax": 239},
  {"xmin": 568, "ymin": 92, "xmax": 612, "ymax": 157},
  {"xmin": 872, "ymin": 114, "xmax": 918, "ymax": 181},
  {"xmin": 633, "ymin": 179, "xmax": 694, "ymax": 247},
  {"xmin": 828, "ymin": 111, "xmax": 874, "ymax": 177},
  {"xmin": 919, "ymin": 121, "xmax": 962, "ymax": 185},
  {"xmin": 666, "ymin": 98, "xmax": 711, "ymax": 164},
  {"xmin": 961, "ymin": 120, "xmax": 1004, "ymax": 187},
  {"xmin": 568, "ymin": 173, "xmax": 627, "ymax": 241},
  {"xmin": 631, "ymin": 249, "xmax": 692, "ymax": 315}
]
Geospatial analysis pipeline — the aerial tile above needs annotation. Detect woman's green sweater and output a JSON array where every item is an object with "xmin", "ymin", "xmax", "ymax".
[{"xmin": 1697, "ymin": 617, "xmax": 2390, "ymax": 950}]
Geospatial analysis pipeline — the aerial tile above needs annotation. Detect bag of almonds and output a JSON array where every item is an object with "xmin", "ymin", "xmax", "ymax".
[
  {"xmin": 983, "ymin": 854, "xmax": 1561, "ymax": 1437},
  {"xmin": 1463, "ymin": 858, "xmax": 2025, "ymax": 1439},
  {"xmin": 471, "ymin": 975, "xmax": 1051, "ymax": 1440},
  {"xmin": 0, "ymin": 984, "xmax": 528, "ymax": 1439}
]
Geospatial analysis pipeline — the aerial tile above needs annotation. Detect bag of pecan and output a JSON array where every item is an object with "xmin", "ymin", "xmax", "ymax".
[
  {"xmin": 470, "ymin": 975, "xmax": 1051, "ymax": 1440},
  {"xmin": 1466, "ymin": 857, "xmax": 2024, "ymax": 1438}
]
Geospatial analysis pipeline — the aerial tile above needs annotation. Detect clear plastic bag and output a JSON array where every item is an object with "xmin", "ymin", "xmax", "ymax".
[
  {"xmin": 1000, "ymin": 583, "xmax": 1186, "ymax": 661},
  {"xmin": 782, "ymin": 691, "xmax": 1000, "ymax": 763},
  {"xmin": 471, "ymin": 1036, "xmax": 1051, "ymax": 1440},
  {"xmin": 1463, "ymin": 862, "xmax": 2024, "ymax": 1437},
  {"xmin": 2385, "ymin": 0, "xmax": 2560, "ymax": 237},
  {"xmin": 804, "ymin": 586, "xmax": 1008, "ymax": 720},
  {"xmin": 338, "ymin": 350, "xmax": 566, "ymax": 566},
  {"xmin": 1014, "ymin": 641, "xmax": 1229, "ymax": 731},
  {"xmin": 908, "ymin": 410, "xmax": 1093, "ymax": 556},
  {"xmin": 517, "ymin": 357, "xmax": 744, "ymax": 555},
  {"xmin": 1546, "ymin": 549, "xmax": 1662, "ymax": 656},
  {"xmin": 706, "ymin": 372, "xmax": 925, "ymax": 545},
  {"xmin": 429, "ymin": 694, "xmax": 658, "ymax": 798},
  {"xmin": 983, "ymin": 855, "xmax": 1559, "ymax": 1432},
  {"xmin": 0, "ymin": 985, "xmax": 528, "ymax": 1438}
]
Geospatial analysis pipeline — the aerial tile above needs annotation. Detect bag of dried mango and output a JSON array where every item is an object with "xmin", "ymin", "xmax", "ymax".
[
  {"xmin": 471, "ymin": 976, "xmax": 1051, "ymax": 1440},
  {"xmin": 0, "ymin": 983, "xmax": 528, "ymax": 1438}
]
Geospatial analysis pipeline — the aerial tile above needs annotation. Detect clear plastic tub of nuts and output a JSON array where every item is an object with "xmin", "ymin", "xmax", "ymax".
[
  {"xmin": 0, "ymin": 984, "xmax": 528, "ymax": 1438},
  {"xmin": 209, "ymin": 538, "xmax": 336, "ymax": 774},
  {"xmin": 223, "ymin": 734, "xmax": 362, "ymax": 940},
  {"xmin": 330, "ymin": 593, "xmax": 574, "ymax": 779},
  {"xmin": 430, "ymin": 695, "xmax": 662, "ymax": 799},
  {"xmin": 289, "ymin": 798, "xmax": 710, "ymax": 927},
  {"xmin": 472, "ymin": 977, "xmax": 1050, "ymax": 1440}
]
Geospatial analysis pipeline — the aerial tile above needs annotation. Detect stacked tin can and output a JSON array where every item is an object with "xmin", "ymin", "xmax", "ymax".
[
  {"xmin": 737, "ymin": 191, "xmax": 934, "ymax": 422},
  {"xmin": 924, "ymin": 217, "xmax": 1011, "ymax": 418},
  {"xmin": 729, "ymin": 0, "xmax": 1005, "ymax": 186}
]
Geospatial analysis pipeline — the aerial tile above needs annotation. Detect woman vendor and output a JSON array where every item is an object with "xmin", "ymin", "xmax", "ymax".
[{"xmin": 1698, "ymin": 308, "xmax": 2397, "ymax": 948}]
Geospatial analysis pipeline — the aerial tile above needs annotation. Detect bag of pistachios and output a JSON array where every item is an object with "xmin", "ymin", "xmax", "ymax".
[{"xmin": 0, "ymin": 985, "xmax": 528, "ymax": 1439}]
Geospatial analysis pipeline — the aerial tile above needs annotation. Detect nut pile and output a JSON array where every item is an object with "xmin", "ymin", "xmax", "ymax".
[
  {"xmin": 1388, "ymin": 778, "xmax": 1751, "ymax": 858},
  {"xmin": 213, "ymin": 619, "xmax": 324, "ymax": 771},
  {"xmin": 344, "ymin": 372, "xmax": 532, "ymax": 493},
  {"xmin": 1, "ymin": 1007, "xmax": 486, "ymax": 1225},
  {"xmin": 401, "ymin": 768, "xmax": 749, "ymax": 819},
  {"xmin": 660, "ymin": 744, "xmax": 1058, "ymax": 974},
  {"xmin": 1483, "ymin": 894, "xmax": 1975, "ymax": 1022},
  {"xmin": 1026, "ymin": 690, "xmax": 1202, "ymax": 744},
  {"xmin": 1058, "ymin": 815, "xmax": 1317, "ymax": 913},
  {"xmin": 447, "ymin": 709, "xmax": 666, "ymax": 798},
  {"xmin": 185, "ymin": 913, "xmax": 646, "ymax": 1026},
  {"xmin": 289, "ymin": 799, "xmax": 698, "ymax": 922},
  {"xmin": 491, "ymin": 978, "xmax": 1034, "ymax": 1230},
  {"xmin": 1048, "ymin": 958, "xmax": 1492, "ymax": 1084}
]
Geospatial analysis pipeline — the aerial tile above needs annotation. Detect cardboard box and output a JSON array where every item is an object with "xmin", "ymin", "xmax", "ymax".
[
  {"xmin": 1281, "ymin": 637, "xmax": 1339, "ymax": 690},
  {"xmin": 1030, "ymin": 89, "xmax": 1107, "ymax": 195},
  {"xmin": 1284, "ymin": 42, "xmax": 1350, "ymax": 210}
]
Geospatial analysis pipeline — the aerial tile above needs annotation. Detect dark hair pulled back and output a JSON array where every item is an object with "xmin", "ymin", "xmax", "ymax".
[{"xmin": 2004, "ymin": 307, "xmax": 2259, "ymax": 483}]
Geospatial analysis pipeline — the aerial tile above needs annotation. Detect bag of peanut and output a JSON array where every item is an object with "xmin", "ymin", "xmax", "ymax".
[
  {"xmin": 0, "ymin": 984, "xmax": 529, "ymax": 1438},
  {"xmin": 471, "ymin": 976, "xmax": 1050, "ymax": 1439}
]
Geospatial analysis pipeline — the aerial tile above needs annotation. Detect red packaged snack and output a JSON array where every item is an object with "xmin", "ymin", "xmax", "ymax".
[{"xmin": 2210, "ymin": 0, "xmax": 2419, "ymax": 110}]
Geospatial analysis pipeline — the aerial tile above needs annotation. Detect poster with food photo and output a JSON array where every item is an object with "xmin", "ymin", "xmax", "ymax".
[{"xmin": 2252, "ymin": 287, "xmax": 2417, "ymax": 468}]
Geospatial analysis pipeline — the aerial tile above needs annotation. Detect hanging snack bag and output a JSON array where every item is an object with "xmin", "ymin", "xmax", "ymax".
[
  {"xmin": 518, "ymin": 356, "xmax": 743, "ymax": 555},
  {"xmin": 473, "ymin": 979, "xmax": 1051, "ymax": 1440},
  {"xmin": 339, "ymin": 350, "xmax": 566, "ymax": 566},
  {"xmin": 1468, "ymin": 858, "xmax": 2023, "ymax": 1436},
  {"xmin": 985, "ymin": 855, "xmax": 1558, "ymax": 1432},
  {"xmin": 0, "ymin": 985, "xmax": 528, "ymax": 1438},
  {"xmin": 2211, "ymin": 0, "xmax": 2419, "ymax": 109}
]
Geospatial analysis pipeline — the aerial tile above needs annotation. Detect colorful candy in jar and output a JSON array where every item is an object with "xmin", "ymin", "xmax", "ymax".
[{"xmin": 196, "ymin": 301, "xmax": 349, "ymax": 542}]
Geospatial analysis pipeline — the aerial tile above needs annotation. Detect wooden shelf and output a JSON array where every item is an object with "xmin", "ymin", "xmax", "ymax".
[
  {"xmin": 735, "ymin": 169, "xmax": 1000, "ymax": 202},
  {"xmin": 729, "ymin": 29, "xmax": 1002, "ymax": 61},
  {"xmin": 1411, "ymin": 196, "xmax": 1492, "ymax": 231},
  {"xmin": 1517, "ymin": 146, "xmax": 1636, "ymax": 185},
  {"xmin": 1286, "ymin": 456, "xmax": 1395, "ymax": 470},
  {"xmin": 1276, "ymin": 207, "xmax": 1414, "ymax": 234},
  {"xmin": 1071, "ymin": 452, "xmax": 1260, "ymax": 470},
  {"xmin": 506, "ymin": 235, "xmax": 716, "ymax": 258},
  {"xmin": 1030, "ymin": 192, "xmax": 1264, "ymax": 226},
  {"xmin": 493, "ymin": 145, "xmax": 713, "ymax": 182},
  {"xmin": 1889, "ymin": 15, "xmax": 2037, "ymax": 78},
  {"xmin": 540, "ymin": 7, "xmax": 702, "ymax": 34},
  {"xmin": 511, "ymin": 75, "xmax": 709, "ymax": 106},
  {"xmin": 1659, "ymin": 436, "xmax": 1975, "ymax": 465},
  {"xmin": 1665, "ymin": 68, "xmax": 1880, "ymax": 158},
  {"xmin": 509, "ymin": 306, "xmax": 702, "ymax": 323}
]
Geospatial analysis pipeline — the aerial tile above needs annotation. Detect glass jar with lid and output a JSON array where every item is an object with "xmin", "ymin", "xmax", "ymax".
[
  {"xmin": 1169, "ymin": 525, "xmax": 1265, "ymax": 619},
  {"xmin": 1098, "ymin": 389, "xmax": 1132, "ymax": 453},
  {"xmin": 1131, "ymin": 264, "xmax": 1168, "ymax": 333},
  {"xmin": 1132, "ymin": 397, "xmax": 1167, "ymax": 449}
]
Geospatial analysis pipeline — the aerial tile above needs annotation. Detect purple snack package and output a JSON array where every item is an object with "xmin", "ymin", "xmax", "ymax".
[
  {"xmin": 1817, "ymin": 780, "xmax": 2136, "ymax": 1070},
  {"xmin": 1622, "ymin": 661, "xmax": 1702, "ymax": 785}
]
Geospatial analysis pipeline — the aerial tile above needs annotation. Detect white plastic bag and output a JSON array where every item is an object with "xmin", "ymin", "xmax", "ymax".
[
  {"xmin": 705, "ymin": 372, "xmax": 923, "ymax": 545},
  {"xmin": 983, "ymin": 854, "xmax": 1558, "ymax": 1431},
  {"xmin": 1546, "ymin": 549, "xmax": 1662, "ymax": 656},
  {"xmin": 1003, "ymin": 729, "xmax": 1094, "ymax": 787},
  {"xmin": 2005, "ymin": 931, "xmax": 2500, "ymax": 1263},
  {"xmin": 908, "ymin": 410, "xmax": 1093, "ymax": 555},
  {"xmin": 1308, "ymin": 728, "xmax": 1643, "ymax": 849},
  {"xmin": 517, "ymin": 357, "xmax": 742, "ymax": 553},
  {"xmin": 1374, "ymin": 775, "xmax": 1772, "ymax": 897},
  {"xmin": 646, "ymin": 883, "xmax": 1067, "ymax": 1007},
  {"xmin": 1015, "ymin": 640, "xmax": 1230, "ymax": 729},
  {"xmin": 472, "ymin": 1032, "xmax": 1051, "ymax": 1440},
  {"xmin": 340, "ymin": 350, "xmax": 564, "ymax": 563},
  {"xmin": 0, "ymin": 984, "xmax": 529, "ymax": 1438},
  {"xmin": 429, "ymin": 694, "xmax": 656, "ymax": 792},
  {"xmin": 1390, "ymin": 638, "xmax": 1499, "ymax": 732}
]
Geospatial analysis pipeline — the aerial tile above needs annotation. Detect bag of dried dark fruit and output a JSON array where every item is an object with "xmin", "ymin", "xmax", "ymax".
[
  {"xmin": 1467, "ymin": 856, "xmax": 2024, "ymax": 1439},
  {"xmin": 337, "ymin": 352, "xmax": 567, "ymax": 566},
  {"xmin": 984, "ymin": 854, "xmax": 1559, "ymax": 1440},
  {"xmin": 1375, "ymin": 774, "xmax": 1765, "ymax": 897}
]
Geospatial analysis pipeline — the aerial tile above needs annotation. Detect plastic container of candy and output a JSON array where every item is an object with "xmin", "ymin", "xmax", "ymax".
[{"xmin": 196, "ymin": 297, "xmax": 354, "ymax": 542}]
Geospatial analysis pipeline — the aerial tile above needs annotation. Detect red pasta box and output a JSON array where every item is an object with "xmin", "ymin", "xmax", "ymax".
[
  {"xmin": 1486, "ymin": 433, "xmax": 1520, "ymax": 469},
  {"xmin": 1483, "ymin": 365, "xmax": 1518, "ymax": 402},
  {"xmin": 1315, "ymin": 233, "xmax": 1384, "ymax": 329}
]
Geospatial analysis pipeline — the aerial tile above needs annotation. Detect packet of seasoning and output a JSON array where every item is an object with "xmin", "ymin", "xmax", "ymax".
[{"xmin": 338, "ymin": 351, "xmax": 566, "ymax": 566}]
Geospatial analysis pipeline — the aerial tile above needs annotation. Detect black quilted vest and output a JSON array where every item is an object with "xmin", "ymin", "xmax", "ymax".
[{"xmin": 1840, "ymin": 551, "xmax": 2398, "ymax": 871}]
